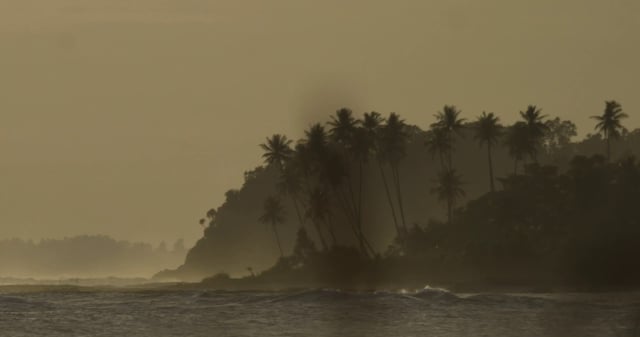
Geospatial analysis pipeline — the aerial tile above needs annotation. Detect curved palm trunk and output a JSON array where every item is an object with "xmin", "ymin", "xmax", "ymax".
[
  {"xmin": 272, "ymin": 222, "xmax": 284, "ymax": 257},
  {"xmin": 447, "ymin": 196, "xmax": 453, "ymax": 225},
  {"xmin": 291, "ymin": 196, "xmax": 304, "ymax": 227},
  {"xmin": 391, "ymin": 164, "xmax": 408, "ymax": 233},
  {"xmin": 313, "ymin": 220, "xmax": 329, "ymax": 252},
  {"xmin": 377, "ymin": 160, "xmax": 401, "ymax": 235},
  {"xmin": 323, "ymin": 217, "xmax": 338, "ymax": 247},
  {"xmin": 487, "ymin": 143, "xmax": 495, "ymax": 193},
  {"xmin": 335, "ymin": 184, "xmax": 371, "ymax": 257},
  {"xmin": 606, "ymin": 133, "xmax": 611, "ymax": 162}
]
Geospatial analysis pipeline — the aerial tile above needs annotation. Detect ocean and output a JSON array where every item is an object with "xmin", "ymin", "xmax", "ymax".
[{"xmin": 1, "ymin": 286, "xmax": 638, "ymax": 336}]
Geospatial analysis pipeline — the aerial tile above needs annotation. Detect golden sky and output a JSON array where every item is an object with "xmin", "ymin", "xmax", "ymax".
[{"xmin": 1, "ymin": 0, "xmax": 638, "ymax": 246}]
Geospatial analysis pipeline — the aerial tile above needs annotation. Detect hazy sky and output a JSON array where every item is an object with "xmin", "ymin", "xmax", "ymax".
[{"xmin": 1, "ymin": 0, "xmax": 638, "ymax": 247}]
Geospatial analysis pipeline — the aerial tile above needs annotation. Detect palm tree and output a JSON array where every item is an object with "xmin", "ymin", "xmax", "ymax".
[
  {"xmin": 259, "ymin": 134, "xmax": 293, "ymax": 169},
  {"xmin": 519, "ymin": 105, "xmax": 547, "ymax": 162},
  {"xmin": 276, "ymin": 164, "xmax": 305, "ymax": 226},
  {"xmin": 304, "ymin": 188, "xmax": 333, "ymax": 250},
  {"xmin": 379, "ymin": 112, "xmax": 409, "ymax": 233},
  {"xmin": 328, "ymin": 108, "xmax": 359, "ymax": 146},
  {"xmin": 431, "ymin": 105, "xmax": 466, "ymax": 170},
  {"xmin": 364, "ymin": 111, "xmax": 401, "ymax": 237},
  {"xmin": 425, "ymin": 127, "xmax": 451, "ymax": 170},
  {"xmin": 474, "ymin": 111, "xmax": 502, "ymax": 192},
  {"xmin": 258, "ymin": 196, "xmax": 286, "ymax": 257},
  {"xmin": 591, "ymin": 100, "xmax": 628, "ymax": 161},
  {"xmin": 260, "ymin": 134, "xmax": 305, "ymax": 227},
  {"xmin": 432, "ymin": 169, "xmax": 465, "ymax": 224},
  {"xmin": 505, "ymin": 122, "xmax": 530, "ymax": 175}
]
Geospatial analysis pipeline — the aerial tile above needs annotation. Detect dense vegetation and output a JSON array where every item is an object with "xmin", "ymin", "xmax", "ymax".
[{"xmin": 159, "ymin": 101, "xmax": 638, "ymax": 289}]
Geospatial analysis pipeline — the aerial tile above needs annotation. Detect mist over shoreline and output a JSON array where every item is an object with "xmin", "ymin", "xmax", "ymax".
[{"xmin": 0, "ymin": 235, "xmax": 186, "ymax": 280}]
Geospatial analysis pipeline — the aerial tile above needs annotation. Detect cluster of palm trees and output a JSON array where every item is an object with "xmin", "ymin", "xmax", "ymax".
[{"xmin": 257, "ymin": 101, "xmax": 628, "ymax": 258}]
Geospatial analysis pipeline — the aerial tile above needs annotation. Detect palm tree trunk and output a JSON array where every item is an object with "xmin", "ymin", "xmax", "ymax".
[
  {"xmin": 448, "ymin": 131, "xmax": 453, "ymax": 170},
  {"xmin": 391, "ymin": 164, "xmax": 407, "ymax": 232},
  {"xmin": 378, "ymin": 160, "xmax": 401, "ymax": 235},
  {"xmin": 606, "ymin": 134, "xmax": 611, "ymax": 162},
  {"xmin": 488, "ymin": 143, "xmax": 495, "ymax": 193},
  {"xmin": 514, "ymin": 158, "xmax": 518, "ymax": 175},
  {"xmin": 447, "ymin": 197, "xmax": 452, "ymax": 225},
  {"xmin": 313, "ymin": 221, "xmax": 329, "ymax": 252},
  {"xmin": 272, "ymin": 222, "xmax": 284, "ymax": 257},
  {"xmin": 291, "ymin": 196, "xmax": 304, "ymax": 227},
  {"xmin": 324, "ymin": 218, "xmax": 337, "ymax": 247}
]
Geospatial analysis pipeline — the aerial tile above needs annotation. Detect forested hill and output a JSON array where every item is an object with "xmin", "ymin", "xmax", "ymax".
[{"xmin": 157, "ymin": 104, "xmax": 638, "ymax": 282}]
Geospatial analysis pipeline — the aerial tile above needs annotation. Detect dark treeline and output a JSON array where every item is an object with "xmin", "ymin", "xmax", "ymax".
[
  {"xmin": 159, "ymin": 101, "xmax": 638, "ymax": 289},
  {"xmin": 0, "ymin": 235, "xmax": 186, "ymax": 279}
]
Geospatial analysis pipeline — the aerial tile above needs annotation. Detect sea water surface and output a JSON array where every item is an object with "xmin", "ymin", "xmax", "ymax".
[{"xmin": 1, "ymin": 286, "xmax": 639, "ymax": 337}]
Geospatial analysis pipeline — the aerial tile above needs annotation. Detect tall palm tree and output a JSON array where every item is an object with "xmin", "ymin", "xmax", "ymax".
[
  {"xmin": 328, "ymin": 108, "xmax": 361, "ymax": 237},
  {"xmin": 474, "ymin": 112, "xmax": 502, "ymax": 192},
  {"xmin": 304, "ymin": 187, "xmax": 333, "ymax": 250},
  {"xmin": 591, "ymin": 100, "xmax": 628, "ymax": 161},
  {"xmin": 432, "ymin": 169, "xmax": 465, "ymax": 224},
  {"xmin": 260, "ymin": 134, "xmax": 305, "ymax": 227},
  {"xmin": 505, "ymin": 122, "xmax": 531, "ymax": 175},
  {"xmin": 431, "ymin": 105, "xmax": 466, "ymax": 170},
  {"xmin": 259, "ymin": 134, "xmax": 293, "ymax": 169},
  {"xmin": 276, "ymin": 164, "xmax": 305, "ymax": 227},
  {"xmin": 425, "ymin": 127, "xmax": 451, "ymax": 170},
  {"xmin": 365, "ymin": 112, "xmax": 401, "ymax": 237},
  {"xmin": 328, "ymin": 108, "xmax": 359, "ymax": 146},
  {"xmin": 258, "ymin": 196, "xmax": 286, "ymax": 257},
  {"xmin": 379, "ymin": 112, "xmax": 409, "ymax": 233},
  {"xmin": 519, "ymin": 105, "xmax": 547, "ymax": 162}
]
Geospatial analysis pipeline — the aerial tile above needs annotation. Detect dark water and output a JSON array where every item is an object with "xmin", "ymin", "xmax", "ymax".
[{"xmin": 1, "ymin": 286, "xmax": 639, "ymax": 337}]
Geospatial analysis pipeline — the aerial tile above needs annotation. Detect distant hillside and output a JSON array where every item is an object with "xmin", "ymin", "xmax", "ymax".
[{"xmin": 0, "ymin": 235, "xmax": 186, "ymax": 279}]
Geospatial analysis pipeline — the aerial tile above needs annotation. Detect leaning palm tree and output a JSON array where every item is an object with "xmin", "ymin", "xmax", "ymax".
[
  {"xmin": 425, "ymin": 126, "xmax": 451, "ymax": 170},
  {"xmin": 304, "ymin": 188, "xmax": 333, "ymax": 250},
  {"xmin": 431, "ymin": 105, "xmax": 466, "ymax": 170},
  {"xmin": 379, "ymin": 112, "xmax": 409, "ymax": 233},
  {"xmin": 259, "ymin": 196, "xmax": 286, "ymax": 257},
  {"xmin": 276, "ymin": 164, "xmax": 305, "ymax": 226},
  {"xmin": 328, "ymin": 108, "xmax": 360, "ymax": 232},
  {"xmin": 591, "ymin": 100, "xmax": 628, "ymax": 161},
  {"xmin": 365, "ymin": 112, "xmax": 401, "ymax": 236},
  {"xmin": 519, "ymin": 105, "xmax": 547, "ymax": 162},
  {"xmin": 474, "ymin": 112, "xmax": 502, "ymax": 192},
  {"xmin": 259, "ymin": 134, "xmax": 293, "ymax": 169},
  {"xmin": 431, "ymin": 169, "xmax": 465, "ymax": 224}
]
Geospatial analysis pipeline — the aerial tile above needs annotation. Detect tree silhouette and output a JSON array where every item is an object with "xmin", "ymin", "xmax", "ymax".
[
  {"xmin": 474, "ymin": 111, "xmax": 502, "ymax": 192},
  {"xmin": 304, "ymin": 187, "xmax": 333, "ymax": 249},
  {"xmin": 431, "ymin": 105, "xmax": 466, "ymax": 170},
  {"xmin": 276, "ymin": 164, "xmax": 305, "ymax": 227},
  {"xmin": 258, "ymin": 196, "xmax": 286, "ymax": 257},
  {"xmin": 260, "ymin": 134, "xmax": 293, "ymax": 169},
  {"xmin": 379, "ymin": 112, "xmax": 409, "ymax": 233},
  {"xmin": 432, "ymin": 169, "xmax": 465, "ymax": 224},
  {"xmin": 328, "ymin": 108, "xmax": 372, "ymax": 254},
  {"xmin": 365, "ymin": 111, "xmax": 401, "ymax": 236},
  {"xmin": 505, "ymin": 122, "xmax": 531, "ymax": 175},
  {"xmin": 425, "ymin": 127, "xmax": 451, "ymax": 170},
  {"xmin": 519, "ymin": 105, "xmax": 548, "ymax": 162},
  {"xmin": 592, "ymin": 100, "xmax": 628, "ymax": 161},
  {"xmin": 261, "ymin": 134, "xmax": 305, "ymax": 227}
]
